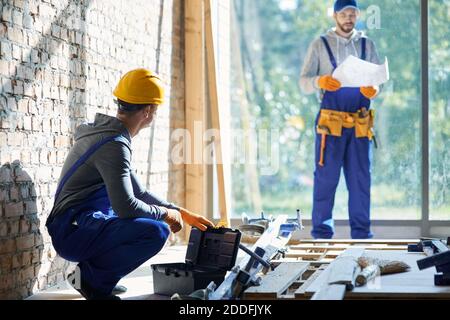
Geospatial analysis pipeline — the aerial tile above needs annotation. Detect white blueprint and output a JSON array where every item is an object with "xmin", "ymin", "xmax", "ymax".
[{"xmin": 332, "ymin": 55, "xmax": 390, "ymax": 88}]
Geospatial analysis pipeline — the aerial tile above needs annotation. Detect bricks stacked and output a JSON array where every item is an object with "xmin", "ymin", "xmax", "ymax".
[
  {"xmin": 0, "ymin": 161, "xmax": 43, "ymax": 299},
  {"xmin": 0, "ymin": 0, "xmax": 185, "ymax": 299}
]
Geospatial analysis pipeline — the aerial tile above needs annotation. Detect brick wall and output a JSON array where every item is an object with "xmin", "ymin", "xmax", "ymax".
[{"xmin": 0, "ymin": 0, "xmax": 185, "ymax": 299}]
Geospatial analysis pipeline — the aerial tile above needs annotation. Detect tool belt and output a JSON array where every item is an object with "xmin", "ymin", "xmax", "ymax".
[{"xmin": 317, "ymin": 108, "xmax": 377, "ymax": 167}]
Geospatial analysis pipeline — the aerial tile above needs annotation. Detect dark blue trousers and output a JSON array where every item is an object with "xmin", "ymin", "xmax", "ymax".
[
  {"xmin": 48, "ymin": 187, "xmax": 170, "ymax": 295},
  {"xmin": 311, "ymin": 87, "xmax": 374, "ymax": 240}
]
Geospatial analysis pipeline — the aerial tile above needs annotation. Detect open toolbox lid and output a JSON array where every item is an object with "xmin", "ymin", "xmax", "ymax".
[{"xmin": 185, "ymin": 227, "xmax": 241, "ymax": 271}]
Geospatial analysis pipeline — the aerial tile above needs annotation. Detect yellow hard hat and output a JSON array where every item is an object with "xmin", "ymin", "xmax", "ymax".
[{"xmin": 113, "ymin": 69, "xmax": 165, "ymax": 105}]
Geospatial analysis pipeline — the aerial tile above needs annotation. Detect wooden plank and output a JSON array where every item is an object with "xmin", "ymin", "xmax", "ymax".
[
  {"xmin": 294, "ymin": 239, "xmax": 419, "ymax": 245},
  {"xmin": 285, "ymin": 251, "xmax": 341, "ymax": 259},
  {"xmin": 289, "ymin": 244, "xmax": 408, "ymax": 251},
  {"xmin": 271, "ymin": 259, "xmax": 332, "ymax": 266},
  {"xmin": 185, "ymin": 0, "xmax": 206, "ymax": 240},
  {"xmin": 295, "ymin": 266, "xmax": 326, "ymax": 299},
  {"xmin": 204, "ymin": 0, "xmax": 230, "ymax": 227},
  {"xmin": 244, "ymin": 262, "xmax": 310, "ymax": 299},
  {"xmin": 306, "ymin": 250, "xmax": 450, "ymax": 299},
  {"xmin": 327, "ymin": 248, "xmax": 364, "ymax": 287},
  {"xmin": 308, "ymin": 248, "xmax": 364, "ymax": 300},
  {"xmin": 311, "ymin": 284, "xmax": 347, "ymax": 300},
  {"xmin": 284, "ymin": 252, "xmax": 325, "ymax": 259}
]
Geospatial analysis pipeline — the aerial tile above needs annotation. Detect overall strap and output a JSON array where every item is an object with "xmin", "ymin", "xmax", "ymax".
[
  {"xmin": 320, "ymin": 36, "xmax": 338, "ymax": 70},
  {"xmin": 361, "ymin": 37, "xmax": 367, "ymax": 61},
  {"xmin": 54, "ymin": 135, "xmax": 127, "ymax": 203}
]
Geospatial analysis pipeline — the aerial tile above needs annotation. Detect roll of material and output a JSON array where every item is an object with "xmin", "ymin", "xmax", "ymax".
[{"xmin": 356, "ymin": 264, "xmax": 380, "ymax": 286}]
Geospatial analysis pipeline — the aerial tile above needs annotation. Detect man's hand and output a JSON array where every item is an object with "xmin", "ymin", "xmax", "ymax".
[
  {"xmin": 318, "ymin": 75, "xmax": 341, "ymax": 92},
  {"xmin": 163, "ymin": 209, "xmax": 183, "ymax": 233},
  {"xmin": 360, "ymin": 86, "xmax": 379, "ymax": 99},
  {"xmin": 179, "ymin": 208, "xmax": 215, "ymax": 232}
]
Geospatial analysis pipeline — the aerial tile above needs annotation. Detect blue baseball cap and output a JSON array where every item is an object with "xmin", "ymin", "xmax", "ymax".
[{"xmin": 334, "ymin": 0, "xmax": 359, "ymax": 13}]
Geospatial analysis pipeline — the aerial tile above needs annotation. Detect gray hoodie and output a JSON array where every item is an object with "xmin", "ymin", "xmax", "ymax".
[
  {"xmin": 299, "ymin": 28, "xmax": 381, "ymax": 96},
  {"xmin": 46, "ymin": 113, "xmax": 178, "ymax": 226}
]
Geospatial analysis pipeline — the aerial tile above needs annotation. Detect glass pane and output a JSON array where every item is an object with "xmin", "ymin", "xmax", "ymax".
[
  {"xmin": 430, "ymin": 0, "xmax": 450, "ymax": 220},
  {"xmin": 229, "ymin": 0, "xmax": 422, "ymax": 221},
  {"xmin": 360, "ymin": 0, "xmax": 422, "ymax": 220}
]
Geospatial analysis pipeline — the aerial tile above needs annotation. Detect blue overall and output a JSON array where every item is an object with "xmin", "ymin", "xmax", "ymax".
[
  {"xmin": 47, "ymin": 135, "xmax": 170, "ymax": 296},
  {"xmin": 311, "ymin": 36, "xmax": 374, "ymax": 240}
]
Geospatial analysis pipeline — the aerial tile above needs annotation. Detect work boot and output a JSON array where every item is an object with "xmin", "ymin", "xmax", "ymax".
[
  {"xmin": 67, "ymin": 270, "xmax": 121, "ymax": 301},
  {"xmin": 112, "ymin": 284, "xmax": 127, "ymax": 295}
]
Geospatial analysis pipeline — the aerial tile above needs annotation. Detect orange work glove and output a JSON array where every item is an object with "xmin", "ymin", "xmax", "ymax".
[
  {"xmin": 163, "ymin": 209, "xmax": 183, "ymax": 233},
  {"xmin": 318, "ymin": 75, "xmax": 341, "ymax": 92},
  {"xmin": 360, "ymin": 86, "xmax": 379, "ymax": 99},
  {"xmin": 180, "ymin": 208, "xmax": 215, "ymax": 231}
]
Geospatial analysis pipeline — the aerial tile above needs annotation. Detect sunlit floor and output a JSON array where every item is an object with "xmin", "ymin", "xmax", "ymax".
[{"xmin": 27, "ymin": 245, "xmax": 188, "ymax": 300}]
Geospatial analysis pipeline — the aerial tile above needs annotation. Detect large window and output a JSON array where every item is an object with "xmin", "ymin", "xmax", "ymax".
[
  {"xmin": 430, "ymin": 0, "xmax": 450, "ymax": 220},
  {"xmin": 225, "ymin": 0, "xmax": 449, "ymax": 229}
]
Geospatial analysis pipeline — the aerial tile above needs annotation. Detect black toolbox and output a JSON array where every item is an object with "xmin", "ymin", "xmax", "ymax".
[{"xmin": 151, "ymin": 227, "xmax": 241, "ymax": 296}]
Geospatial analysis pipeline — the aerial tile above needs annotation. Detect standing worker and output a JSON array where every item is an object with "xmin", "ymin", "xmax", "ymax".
[
  {"xmin": 299, "ymin": 0, "xmax": 381, "ymax": 239},
  {"xmin": 46, "ymin": 69, "xmax": 215, "ymax": 300}
]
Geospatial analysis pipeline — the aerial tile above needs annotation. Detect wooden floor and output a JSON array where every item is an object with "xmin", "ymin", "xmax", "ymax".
[
  {"xmin": 27, "ymin": 245, "xmax": 189, "ymax": 300},
  {"xmin": 244, "ymin": 239, "xmax": 450, "ymax": 300},
  {"xmin": 28, "ymin": 239, "xmax": 450, "ymax": 300}
]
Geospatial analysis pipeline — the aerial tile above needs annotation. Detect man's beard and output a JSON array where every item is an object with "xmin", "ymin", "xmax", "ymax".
[{"xmin": 338, "ymin": 21, "xmax": 355, "ymax": 33}]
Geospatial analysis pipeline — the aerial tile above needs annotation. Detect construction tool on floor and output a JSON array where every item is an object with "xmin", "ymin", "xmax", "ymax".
[
  {"xmin": 408, "ymin": 238, "xmax": 449, "ymax": 256},
  {"xmin": 238, "ymin": 210, "xmax": 304, "ymax": 243},
  {"xmin": 355, "ymin": 256, "xmax": 411, "ymax": 286},
  {"xmin": 416, "ymin": 237, "xmax": 450, "ymax": 286},
  {"xmin": 207, "ymin": 214, "xmax": 303, "ymax": 300}
]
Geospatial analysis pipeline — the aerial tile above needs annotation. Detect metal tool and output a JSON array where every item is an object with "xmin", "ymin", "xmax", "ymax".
[
  {"xmin": 415, "ymin": 237, "xmax": 450, "ymax": 286},
  {"xmin": 408, "ymin": 238, "xmax": 449, "ymax": 255}
]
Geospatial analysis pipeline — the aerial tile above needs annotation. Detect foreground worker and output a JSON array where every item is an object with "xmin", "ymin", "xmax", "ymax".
[
  {"xmin": 46, "ymin": 69, "xmax": 214, "ymax": 300},
  {"xmin": 299, "ymin": 0, "xmax": 381, "ymax": 239}
]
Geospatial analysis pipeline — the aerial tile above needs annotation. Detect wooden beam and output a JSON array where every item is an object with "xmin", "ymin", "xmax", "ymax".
[
  {"xmin": 295, "ymin": 266, "xmax": 327, "ymax": 299},
  {"xmin": 311, "ymin": 284, "xmax": 347, "ymax": 300},
  {"xmin": 289, "ymin": 244, "xmax": 409, "ymax": 251},
  {"xmin": 204, "ymin": 0, "xmax": 230, "ymax": 227},
  {"xmin": 294, "ymin": 239, "xmax": 419, "ymax": 245},
  {"xmin": 244, "ymin": 262, "xmax": 310, "ymax": 300},
  {"xmin": 185, "ymin": 0, "xmax": 206, "ymax": 239},
  {"xmin": 309, "ymin": 248, "xmax": 365, "ymax": 300}
]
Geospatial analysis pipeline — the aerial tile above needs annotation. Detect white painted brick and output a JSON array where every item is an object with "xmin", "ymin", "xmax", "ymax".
[
  {"xmin": 14, "ymin": 0, "xmax": 25, "ymax": 10},
  {"xmin": 25, "ymin": 66, "xmax": 34, "ymax": 80},
  {"xmin": 0, "ymin": 60, "xmax": 9, "ymax": 75},
  {"xmin": 51, "ymin": 24, "xmax": 60, "ymax": 38},
  {"xmin": 21, "ymin": 48, "xmax": 31, "ymax": 63},
  {"xmin": 23, "ymin": 14, "xmax": 33, "ymax": 29},
  {"xmin": 17, "ymin": 98, "xmax": 28, "ymax": 113},
  {"xmin": 23, "ymin": 116, "xmax": 32, "ymax": 130},
  {"xmin": 2, "ymin": 6, "xmax": 13, "ymax": 23},
  {"xmin": 16, "ymin": 64, "xmax": 26, "ymax": 79},
  {"xmin": 2, "ymin": 78, "xmax": 13, "ymax": 93},
  {"xmin": 31, "ymin": 49, "xmax": 39, "ymax": 63},
  {"xmin": 12, "ymin": 9, "xmax": 23, "ymax": 27},
  {"xmin": 27, "ymin": 32, "xmax": 39, "ymax": 48},
  {"xmin": 28, "ymin": 100, "xmax": 37, "ymax": 115},
  {"xmin": 24, "ymin": 85, "xmax": 34, "ymax": 98},
  {"xmin": 12, "ymin": 44, "xmax": 21, "ymax": 60},
  {"xmin": 7, "ymin": 26, "xmax": 23, "ymax": 42},
  {"xmin": 7, "ymin": 97, "xmax": 17, "ymax": 111},
  {"xmin": 0, "ymin": 41, "xmax": 12, "ymax": 61},
  {"xmin": 13, "ymin": 79, "xmax": 24, "ymax": 95}
]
